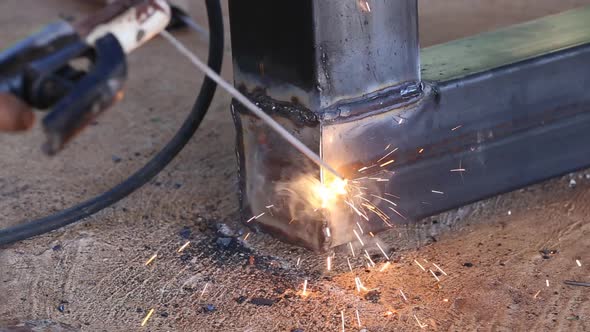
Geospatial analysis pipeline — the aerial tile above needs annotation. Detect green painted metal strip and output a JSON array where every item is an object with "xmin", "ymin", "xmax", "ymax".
[{"xmin": 421, "ymin": 6, "xmax": 590, "ymax": 82}]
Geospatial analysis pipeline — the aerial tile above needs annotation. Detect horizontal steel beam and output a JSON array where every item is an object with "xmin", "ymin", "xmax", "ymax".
[{"xmin": 322, "ymin": 6, "xmax": 590, "ymax": 247}]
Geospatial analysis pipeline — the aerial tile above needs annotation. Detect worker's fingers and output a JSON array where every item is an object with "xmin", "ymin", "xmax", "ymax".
[{"xmin": 0, "ymin": 94, "xmax": 35, "ymax": 132}]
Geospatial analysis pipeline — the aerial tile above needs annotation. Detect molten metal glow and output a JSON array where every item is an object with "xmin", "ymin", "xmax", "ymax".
[{"xmin": 314, "ymin": 177, "xmax": 348, "ymax": 209}]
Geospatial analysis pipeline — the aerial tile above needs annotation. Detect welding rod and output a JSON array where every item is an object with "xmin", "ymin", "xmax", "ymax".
[{"xmin": 159, "ymin": 30, "xmax": 344, "ymax": 180}]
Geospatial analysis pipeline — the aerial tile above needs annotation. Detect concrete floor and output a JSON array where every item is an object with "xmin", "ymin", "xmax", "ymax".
[{"xmin": 1, "ymin": 1, "xmax": 590, "ymax": 331}]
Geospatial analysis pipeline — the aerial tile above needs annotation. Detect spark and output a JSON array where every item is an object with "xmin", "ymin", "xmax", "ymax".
[
  {"xmin": 344, "ymin": 200, "xmax": 369, "ymax": 221},
  {"xmin": 379, "ymin": 262, "xmax": 391, "ymax": 272},
  {"xmin": 141, "ymin": 308, "xmax": 155, "ymax": 327},
  {"xmin": 380, "ymin": 159, "xmax": 395, "ymax": 167},
  {"xmin": 347, "ymin": 258, "xmax": 353, "ymax": 272},
  {"xmin": 384, "ymin": 311, "xmax": 395, "ymax": 317},
  {"xmin": 576, "ymin": 259, "xmax": 582, "ymax": 267},
  {"xmin": 358, "ymin": 165, "xmax": 377, "ymax": 172},
  {"xmin": 399, "ymin": 289, "xmax": 408, "ymax": 301},
  {"xmin": 341, "ymin": 310, "xmax": 345, "ymax": 332},
  {"xmin": 443, "ymin": 298, "xmax": 449, "ymax": 302},
  {"xmin": 451, "ymin": 125, "xmax": 463, "ymax": 131},
  {"xmin": 365, "ymin": 1, "xmax": 371, "ymax": 12},
  {"xmin": 302, "ymin": 279, "xmax": 308, "ymax": 296},
  {"xmin": 243, "ymin": 232, "xmax": 251, "ymax": 241},
  {"xmin": 388, "ymin": 207, "xmax": 408, "ymax": 220},
  {"xmin": 398, "ymin": 118, "xmax": 404, "ymax": 124},
  {"xmin": 145, "ymin": 253, "xmax": 157, "ymax": 266},
  {"xmin": 353, "ymin": 229, "xmax": 365, "ymax": 246},
  {"xmin": 369, "ymin": 232, "xmax": 375, "ymax": 237},
  {"xmin": 361, "ymin": 203, "xmax": 392, "ymax": 227},
  {"xmin": 199, "ymin": 282, "xmax": 209, "ymax": 299},
  {"xmin": 429, "ymin": 269, "xmax": 441, "ymax": 282},
  {"xmin": 377, "ymin": 147, "xmax": 398, "ymax": 162},
  {"xmin": 375, "ymin": 243, "xmax": 390, "ymax": 260},
  {"xmin": 177, "ymin": 241, "xmax": 190, "ymax": 253},
  {"xmin": 364, "ymin": 250, "xmax": 376, "ymax": 267},
  {"xmin": 354, "ymin": 277, "xmax": 366, "ymax": 292},
  {"xmin": 534, "ymin": 290, "xmax": 541, "ymax": 299},
  {"xmin": 385, "ymin": 144, "xmax": 391, "ymax": 150},
  {"xmin": 326, "ymin": 227, "xmax": 331, "ymax": 237},
  {"xmin": 432, "ymin": 262, "xmax": 448, "ymax": 276},
  {"xmin": 246, "ymin": 213, "xmax": 261, "ymax": 223},
  {"xmin": 418, "ymin": 148, "xmax": 424, "ymax": 154},
  {"xmin": 414, "ymin": 259, "xmax": 426, "ymax": 271},
  {"xmin": 431, "ymin": 190, "xmax": 444, "ymax": 194},
  {"xmin": 450, "ymin": 168, "xmax": 466, "ymax": 172},
  {"xmin": 265, "ymin": 204, "xmax": 274, "ymax": 209},
  {"xmin": 371, "ymin": 194, "xmax": 398, "ymax": 206},
  {"xmin": 384, "ymin": 192, "xmax": 400, "ymax": 199},
  {"xmin": 349, "ymin": 242, "xmax": 356, "ymax": 257},
  {"xmin": 356, "ymin": 222, "xmax": 364, "ymax": 234},
  {"xmin": 296, "ymin": 257, "xmax": 301, "ymax": 267},
  {"xmin": 327, "ymin": 256, "xmax": 332, "ymax": 271},
  {"xmin": 355, "ymin": 309, "xmax": 362, "ymax": 327},
  {"xmin": 413, "ymin": 314, "xmax": 427, "ymax": 329},
  {"xmin": 546, "ymin": 279, "xmax": 550, "ymax": 287}
]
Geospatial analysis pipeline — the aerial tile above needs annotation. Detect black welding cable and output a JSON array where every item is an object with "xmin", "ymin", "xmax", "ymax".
[{"xmin": 0, "ymin": 0, "xmax": 224, "ymax": 246}]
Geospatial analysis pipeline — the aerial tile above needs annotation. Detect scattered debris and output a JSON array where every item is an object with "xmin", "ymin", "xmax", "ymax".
[
  {"xmin": 203, "ymin": 304, "xmax": 216, "ymax": 313},
  {"xmin": 569, "ymin": 178, "xmax": 577, "ymax": 188},
  {"xmin": 111, "ymin": 155, "xmax": 122, "ymax": 163},
  {"xmin": 236, "ymin": 296, "xmax": 247, "ymax": 304},
  {"xmin": 539, "ymin": 249, "xmax": 558, "ymax": 259},
  {"xmin": 249, "ymin": 297, "xmax": 276, "ymax": 307},
  {"xmin": 216, "ymin": 223, "xmax": 235, "ymax": 237},
  {"xmin": 364, "ymin": 290, "xmax": 381, "ymax": 303},
  {"xmin": 52, "ymin": 244, "xmax": 62, "ymax": 251},
  {"xmin": 179, "ymin": 226, "xmax": 192, "ymax": 239},
  {"xmin": 216, "ymin": 237, "xmax": 233, "ymax": 248},
  {"xmin": 57, "ymin": 301, "xmax": 68, "ymax": 313},
  {"xmin": 463, "ymin": 262, "xmax": 473, "ymax": 268}
]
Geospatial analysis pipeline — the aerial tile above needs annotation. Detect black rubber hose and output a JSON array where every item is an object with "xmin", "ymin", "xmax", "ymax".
[{"xmin": 0, "ymin": 0, "xmax": 224, "ymax": 246}]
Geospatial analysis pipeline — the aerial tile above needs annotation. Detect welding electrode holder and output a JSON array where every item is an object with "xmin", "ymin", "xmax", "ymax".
[{"xmin": 0, "ymin": 22, "xmax": 127, "ymax": 155}]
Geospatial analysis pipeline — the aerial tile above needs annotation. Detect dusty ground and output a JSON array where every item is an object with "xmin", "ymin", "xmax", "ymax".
[{"xmin": 1, "ymin": 1, "xmax": 590, "ymax": 331}]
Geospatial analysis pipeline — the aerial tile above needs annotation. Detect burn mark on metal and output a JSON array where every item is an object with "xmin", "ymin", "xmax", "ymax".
[{"xmin": 234, "ymin": 87, "xmax": 319, "ymax": 128}]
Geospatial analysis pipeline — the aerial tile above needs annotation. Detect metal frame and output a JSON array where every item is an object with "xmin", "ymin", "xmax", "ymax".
[{"xmin": 229, "ymin": 1, "xmax": 590, "ymax": 251}]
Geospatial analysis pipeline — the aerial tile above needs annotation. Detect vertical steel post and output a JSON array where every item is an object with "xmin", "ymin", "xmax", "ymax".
[{"xmin": 229, "ymin": 0, "xmax": 420, "ymax": 251}]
